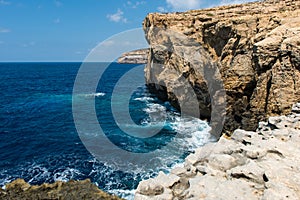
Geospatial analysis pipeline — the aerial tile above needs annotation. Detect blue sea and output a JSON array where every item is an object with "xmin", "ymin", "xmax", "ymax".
[{"xmin": 0, "ymin": 62, "xmax": 213, "ymax": 199}]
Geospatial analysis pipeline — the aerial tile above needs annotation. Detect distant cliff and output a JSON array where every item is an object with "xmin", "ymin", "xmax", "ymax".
[
  {"xmin": 118, "ymin": 48, "xmax": 149, "ymax": 64},
  {"xmin": 143, "ymin": 0, "xmax": 300, "ymax": 134}
]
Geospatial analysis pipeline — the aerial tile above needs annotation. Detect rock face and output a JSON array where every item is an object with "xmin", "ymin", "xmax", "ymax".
[
  {"xmin": 0, "ymin": 179, "xmax": 123, "ymax": 200},
  {"xmin": 143, "ymin": 0, "xmax": 300, "ymax": 133},
  {"xmin": 118, "ymin": 48, "xmax": 149, "ymax": 64},
  {"xmin": 135, "ymin": 103, "xmax": 300, "ymax": 199}
]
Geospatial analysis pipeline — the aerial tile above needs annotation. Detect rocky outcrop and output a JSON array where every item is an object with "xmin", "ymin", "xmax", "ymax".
[
  {"xmin": 135, "ymin": 103, "xmax": 300, "ymax": 199},
  {"xmin": 143, "ymin": 0, "xmax": 300, "ymax": 133},
  {"xmin": 118, "ymin": 48, "xmax": 149, "ymax": 64},
  {"xmin": 0, "ymin": 179, "xmax": 123, "ymax": 200}
]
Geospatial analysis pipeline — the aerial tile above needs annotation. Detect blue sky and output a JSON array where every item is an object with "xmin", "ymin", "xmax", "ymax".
[{"xmin": 0, "ymin": 0, "xmax": 257, "ymax": 62}]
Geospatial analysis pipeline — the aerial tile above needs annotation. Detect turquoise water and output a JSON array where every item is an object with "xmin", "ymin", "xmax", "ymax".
[{"xmin": 0, "ymin": 62, "xmax": 213, "ymax": 199}]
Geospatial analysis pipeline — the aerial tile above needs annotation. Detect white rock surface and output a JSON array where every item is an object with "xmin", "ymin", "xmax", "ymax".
[{"xmin": 135, "ymin": 103, "xmax": 300, "ymax": 199}]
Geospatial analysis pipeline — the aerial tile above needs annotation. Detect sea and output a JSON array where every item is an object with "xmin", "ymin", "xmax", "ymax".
[{"xmin": 0, "ymin": 62, "xmax": 214, "ymax": 199}]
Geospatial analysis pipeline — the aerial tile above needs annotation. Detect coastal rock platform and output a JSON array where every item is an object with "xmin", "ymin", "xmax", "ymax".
[{"xmin": 135, "ymin": 103, "xmax": 300, "ymax": 199}]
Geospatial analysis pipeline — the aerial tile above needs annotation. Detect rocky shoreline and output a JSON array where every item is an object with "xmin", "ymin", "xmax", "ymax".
[
  {"xmin": 2, "ymin": 0, "xmax": 299, "ymax": 200},
  {"xmin": 0, "ymin": 179, "xmax": 123, "ymax": 200},
  {"xmin": 135, "ymin": 103, "xmax": 300, "ymax": 199},
  {"xmin": 135, "ymin": 0, "xmax": 300, "ymax": 199}
]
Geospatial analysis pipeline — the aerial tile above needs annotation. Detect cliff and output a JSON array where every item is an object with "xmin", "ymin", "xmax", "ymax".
[
  {"xmin": 135, "ymin": 103, "xmax": 300, "ymax": 199},
  {"xmin": 118, "ymin": 48, "xmax": 149, "ymax": 64},
  {"xmin": 0, "ymin": 179, "xmax": 123, "ymax": 200},
  {"xmin": 143, "ymin": 0, "xmax": 300, "ymax": 134}
]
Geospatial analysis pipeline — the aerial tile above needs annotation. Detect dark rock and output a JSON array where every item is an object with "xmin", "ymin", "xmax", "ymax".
[{"xmin": 0, "ymin": 179, "xmax": 123, "ymax": 200}]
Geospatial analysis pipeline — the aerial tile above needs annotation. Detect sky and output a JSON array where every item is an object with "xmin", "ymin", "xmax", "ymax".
[{"xmin": 0, "ymin": 0, "xmax": 257, "ymax": 62}]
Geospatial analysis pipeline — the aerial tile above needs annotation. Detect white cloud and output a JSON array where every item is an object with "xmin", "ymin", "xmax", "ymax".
[
  {"xmin": 157, "ymin": 6, "xmax": 168, "ymax": 12},
  {"xmin": 0, "ymin": 28, "xmax": 10, "ymax": 33},
  {"xmin": 126, "ymin": 1, "xmax": 145, "ymax": 8},
  {"xmin": 107, "ymin": 9, "xmax": 128, "ymax": 23},
  {"xmin": 219, "ymin": 0, "xmax": 258, "ymax": 6},
  {"xmin": 132, "ymin": 1, "xmax": 145, "ymax": 8},
  {"xmin": 53, "ymin": 18, "xmax": 60, "ymax": 24},
  {"xmin": 0, "ymin": 0, "xmax": 10, "ymax": 5},
  {"xmin": 166, "ymin": 0, "xmax": 202, "ymax": 11}
]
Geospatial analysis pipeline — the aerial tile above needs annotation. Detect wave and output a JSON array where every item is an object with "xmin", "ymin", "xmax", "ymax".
[
  {"xmin": 143, "ymin": 103, "xmax": 166, "ymax": 113},
  {"xmin": 53, "ymin": 168, "xmax": 83, "ymax": 182},
  {"xmin": 113, "ymin": 99, "xmax": 215, "ymax": 172},
  {"xmin": 108, "ymin": 189, "xmax": 136, "ymax": 200},
  {"xmin": 142, "ymin": 101, "xmax": 213, "ymax": 147},
  {"xmin": 0, "ymin": 176, "xmax": 11, "ymax": 190},
  {"xmin": 133, "ymin": 97, "xmax": 154, "ymax": 102},
  {"xmin": 79, "ymin": 92, "xmax": 106, "ymax": 98},
  {"xmin": 169, "ymin": 116, "xmax": 214, "ymax": 150}
]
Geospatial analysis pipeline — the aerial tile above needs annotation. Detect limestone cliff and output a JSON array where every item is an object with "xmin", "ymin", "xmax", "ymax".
[{"xmin": 143, "ymin": 0, "xmax": 300, "ymax": 134}]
